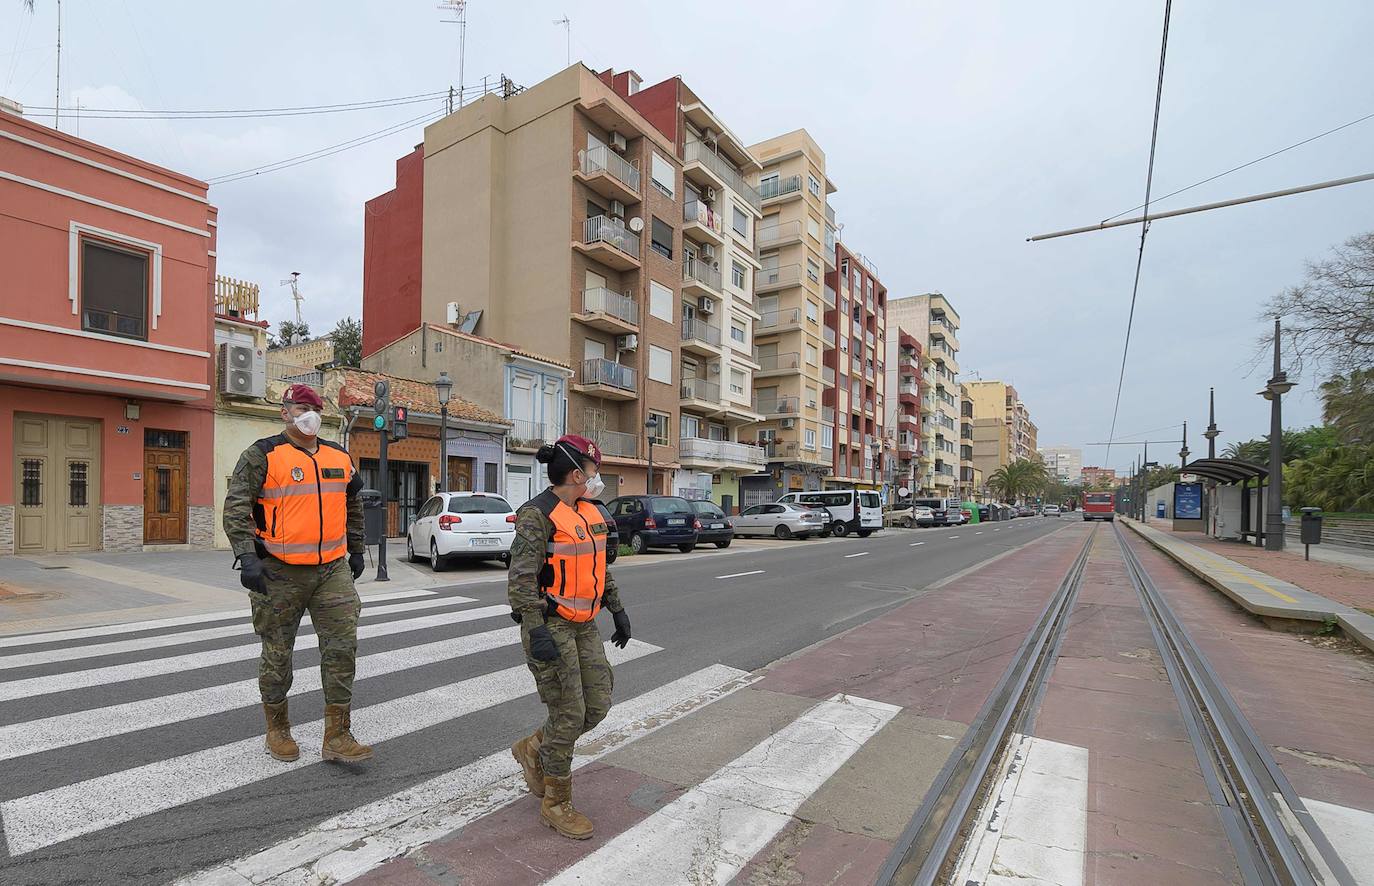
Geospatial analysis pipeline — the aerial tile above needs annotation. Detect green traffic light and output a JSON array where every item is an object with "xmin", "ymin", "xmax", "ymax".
[{"xmin": 373, "ymin": 415, "xmax": 385, "ymax": 429}]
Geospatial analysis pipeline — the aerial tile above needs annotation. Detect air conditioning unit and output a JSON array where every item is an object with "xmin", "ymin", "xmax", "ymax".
[
  {"xmin": 609, "ymin": 199, "xmax": 625, "ymax": 218},
  {"xmin": 697, "ymin": 296, "xmax": 716, "ymax": 315},
  {"xmin": 218, "ymin": 343, "xmax": 266, "ymax": 398},
  {"xmin": 701, "ymin": 243, "xmax": 717, "ymax": 262},
  {"xmin": 610, "ymin": 132, "xmax": 628, "ymax": 153},
  {"xmin": 704, "ymin": 186, "xmax": 717, "ymax": 202},
  {"xmin": 446, "ymin": 301, "xmax": 461, "ymax": 324},
  {"xmin": 615, "ymin": 333, "xmax": 638, "ymax": 351},
  {"xmin": 780, "ymin": 418, "xmax": 796, "ymax": 430}
]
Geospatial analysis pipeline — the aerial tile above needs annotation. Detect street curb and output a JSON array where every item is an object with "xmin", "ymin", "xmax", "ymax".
[{"xmin": 1121, "ymin": 518, "xmax": 1374, "ymax": 655}]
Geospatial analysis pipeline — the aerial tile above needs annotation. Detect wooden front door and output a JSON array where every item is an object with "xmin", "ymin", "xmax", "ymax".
[
  {"xmin": 13, "ymin": 414, "xmax": 102, "ymax": 554},
  {"xmin": 143, "ymin": 435, "xmax": 187, "ymax": 544},
  {"xmin": 448, "ymin": 456, "xmax": 474, "ymax": 493}
]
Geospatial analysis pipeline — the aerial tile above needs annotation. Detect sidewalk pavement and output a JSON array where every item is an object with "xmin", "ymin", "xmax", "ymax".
[
  {"xmin": 0, "ymin": 543, "xmax": 468, "ymax": 637},
  {"xmin": 1124, "ymin": 519, "xmax": 1374, "ymax": 654}
]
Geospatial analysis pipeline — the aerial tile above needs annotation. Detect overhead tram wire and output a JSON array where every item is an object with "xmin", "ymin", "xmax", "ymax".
[
  {"xmin": 20, "ymin": 89, "xmax": 458, "ymax": 120},
  {"xmin": 1105, "ymin": 0, "xmax": 1173, "ymax": 469}
]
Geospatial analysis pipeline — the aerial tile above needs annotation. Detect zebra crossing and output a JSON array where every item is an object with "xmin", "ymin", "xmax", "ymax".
[{"xmin": 0, "ymin": 586, "xmax": 905, "ymax": 885}]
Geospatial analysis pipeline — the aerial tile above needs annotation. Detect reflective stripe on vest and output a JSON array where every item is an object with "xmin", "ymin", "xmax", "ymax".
[
  {"xmin": 540, "ymin": 498, "xmax": 609, "ymax": 623},
  {"xmin": 254, "ymin": 439, "xmax": 354, "ymax": 565}
]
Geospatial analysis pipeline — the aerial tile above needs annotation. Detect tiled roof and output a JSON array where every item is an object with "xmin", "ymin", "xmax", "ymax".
[
  {"xmin": 334, "ymin": 368, "xmax": 509, "ymax": 426},
  {"xmin": 421, "ymin": 324, "xmax": 571, "ymax": 370}
]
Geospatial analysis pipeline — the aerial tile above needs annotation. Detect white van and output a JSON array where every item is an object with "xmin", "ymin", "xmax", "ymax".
[{"xmin": 776, "ymin": 489, "xmax": 883, "ymax": 537}]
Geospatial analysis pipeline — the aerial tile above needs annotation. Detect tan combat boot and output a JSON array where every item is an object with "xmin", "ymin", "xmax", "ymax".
[
  {"xmin": 321, "ymin": 703, "xmax": 374, "ymax": 762},
  {"xmin": 263, "ymin": 701, "xmax": 300, "ymax": 762},
  {"xmin": 540, "ymin": 775, "xmax": 593, "ymax": 840},
  {"xmin": 511, "ymin": 729, "xmax": 545, "ymax": 796}
]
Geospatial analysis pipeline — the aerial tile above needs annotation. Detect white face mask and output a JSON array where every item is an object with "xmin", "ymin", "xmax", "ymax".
[
  {"xmin": 292, "ymin": 410, "xmax": 322, "ymax": 437},
  {"xmin": 583, "ymin": 473, "xmax": 605, "ymax": 499}
]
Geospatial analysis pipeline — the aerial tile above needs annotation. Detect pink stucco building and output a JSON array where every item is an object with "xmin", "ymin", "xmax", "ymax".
[{"xmin": 0, "ymin": 106, "xmax": 218, "ymax": 553}]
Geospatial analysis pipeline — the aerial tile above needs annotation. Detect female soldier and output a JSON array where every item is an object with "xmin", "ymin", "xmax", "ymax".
[{"xmin": 508, "ymin": 435, "xmax": 631, "ymax": 839}]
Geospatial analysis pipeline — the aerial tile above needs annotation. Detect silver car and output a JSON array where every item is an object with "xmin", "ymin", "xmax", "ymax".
[{"xmin": 733, "ymin": 502, "xmax": 828, "ymax": 540}]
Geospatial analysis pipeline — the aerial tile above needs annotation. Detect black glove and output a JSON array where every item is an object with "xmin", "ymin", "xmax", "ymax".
[
  {"xmin": 237, "ymin": 552, "xmax": 279, "ymax": 594},
  {"xmin": 610, "ymin": 609, "xmax": 631, "ymax": 649},
  {"xmin": 528, "ymin": 624, "xmax": 560, "ymax": 662},
  {"xmin": 349, "ymin": 552, "xmax": 365, "ymax": 580}
]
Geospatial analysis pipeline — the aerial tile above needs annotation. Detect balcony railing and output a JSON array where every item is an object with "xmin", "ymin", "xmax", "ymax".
[
  {"xmin": 579, "ymin": 145, "xmax": 641, "ymax": 194},
  {"xmin": 762, "ymin": 440, "xmax": 802, "ymax": 459},
  {"xmin": 684, "ymin": 140, "xmax": 761, "ymax": 211},
  {"xmin": 756, "ymin": 307, "xmax": 801, "ymax": 332},
  {"xmin": 755, "ymin": 263, "xmax": 802, "ymax": 290},
  {"xmin": 759, "ymin": 174, "xmax": 802, "ymax": 201},
  {"xmin": 683, "ymin": 200, "xmax": 722, "ymax": 235},
  {"xmin": 754, "ymin": 396, "xmax": 800, "ymax": 416},
  {"xmin": 682, "ymin": 317, "xmax": 722, "ymax": 347},
  {"xmin": 582, "ymin": 215, "xmax": 640, "ymax": 256},
  {"xmin": 214, "ymin": 276, "xmax": 260, "ymax": 319},
  {"xmin": 821, "ymin": 406, "xmax": 835, "ymax": 424},
  {"xmin": 507, "ymin": 419, "xmax": 550, "ymax": 449},
  {"xmin": 864, "ymin": 399, "xmax": 875, "ymax": 414},
  {"xmin": 579, "ymin": 358, "xmax": 636, "ymax": 391},
  {"xmin": 680, "ymin": 437, "xmax": 766, "ymax": 467},
  {"xmin": 851, "ymin": 355, "xmax": 862, "ymax": 374},
  {"xmin": 755, "ymin": 220, "xmax": 801, "ymax": 250},
  {"xmin": 825, "ymin": 203, "xmax": 836, "ymax": 226},
  {"xmin": 755, "ymin": 351, "xmax": 799, "ymax": 372},
  {"xmin": 682, "ymin": 257, "xmax": 722, "ymax": 292},
  {"xmin": 585, "ymin": 427, "xmax": 638, "ymax": 459},
  {"xmin": 681, "ymin": 377, "xmax": 721, "ymax": 401},
  {"xmin": 900, "ymin": 382, "xmax": 919, "ymax": 396},
  {"xmin": 581, "ymin": 287, "xmax": 639, "ymax": 325},
  {"xmin": 823, "ymin": 326, "xmax": 836, "ymax": 346},
  {"xmin": 823, "ymin": 284, "xmax": 836, "ymax": 307},
  {"xmin": 824, "ymin": 226, "xmax": 836, "ymax": 257},
  {"xmin": 821, "ymin": 365, "xmax": 835, "ymax": 384}
]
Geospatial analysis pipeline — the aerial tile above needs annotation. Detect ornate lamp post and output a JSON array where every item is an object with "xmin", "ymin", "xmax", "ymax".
[
  {"xmin": 1258, "ymin": 319, "xmax": 1295, "ymax": 551},
  {"xmin": 645, "ymin": 416, "xmax": 658, "ymax": 494},
  {"xmin": 435, "ymin": 372, "xmax": 453, "ymax": 493}
]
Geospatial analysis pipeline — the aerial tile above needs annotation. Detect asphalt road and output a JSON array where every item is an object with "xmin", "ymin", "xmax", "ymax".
[{"xmin": 0, "ymin": 516, "xmax": 1068, "ymax": 886}]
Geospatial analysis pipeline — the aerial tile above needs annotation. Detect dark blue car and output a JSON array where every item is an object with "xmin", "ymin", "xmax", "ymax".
[{"xmin": 606, "ymin": 495, "xmax": 700, "ymax": 554}]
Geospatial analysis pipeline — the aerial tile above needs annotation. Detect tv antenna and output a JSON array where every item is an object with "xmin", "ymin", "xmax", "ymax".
[
  {"xmin": 553, "ymin": 15, "xmax": 571, "ymax": 66},
  {"xmin": 279, "ymin": 272, "xmax": 304, "ymax": 337},
  {"xmin": 439, "ymin": 0, "xmax": 468, "ymax": 112}
]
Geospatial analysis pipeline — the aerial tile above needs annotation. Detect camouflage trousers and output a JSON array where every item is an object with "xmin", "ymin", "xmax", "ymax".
[
  {"xmin": 247, "ymin": 556, "xmax": 362, "ymax": 706},
  {"xmin": 522, "ymin": 616, "xmax": 614, "ymax": 777}
]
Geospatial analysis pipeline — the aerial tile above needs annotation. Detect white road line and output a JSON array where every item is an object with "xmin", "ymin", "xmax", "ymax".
[
  {"xmin": 717, "ymin": 570, "xmax": 765, "ymax": 579},
  {"xmin": 910, "ymin": 542, "xmax": 926, "ymax": 547},
  {"xmin": 994, "ymin": 528, "xmax": 1001, "ymax": 531},
  {"xmin": 0, "ymin": 639, "xmax": 662, "ymax": 856},
  {"xmin": 1300, "ymin": 797, "xmax": 1374, "ymax": 883},
  {"xmin": 0, "ymin": 594, "xmax": 478, "ymax": 670},
  {"xmin": 178, "ymin": 665, "xmax": 758, "ymax": 886},
  {"xmin": 0, "ymin": 603, "xmax": 510, "ymax": 703},
  {"xmin": 0, "ymin": 590, "xmax": 438, "ymax": 649},
  {"xmin": 843, "ymin": 552, "xmax": 869, "ymax": 559},
  {"xmin": 948, "ymin": 535, "xmax": 960, "ymax": 539},
  {"xmin": 544, "ymin": 694, "xmax": 899, "ymax": 885},
  {"xmin": 954, "ymin": 733, "xmax": 1088, "ymax": 886},
  {"xmin": 976, "ymin": 531, "xmax": 984, "ymax": 535},
  {"xmin": 0, "ymin": 626, "xmax": 521, "ymax": 762}
]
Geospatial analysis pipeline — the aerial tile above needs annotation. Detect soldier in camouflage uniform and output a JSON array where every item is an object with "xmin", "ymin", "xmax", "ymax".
[
  {"xmin": 222, "ymin": 383, "xmax": 373, "ymax": 764},
  {"xmin": 509, "ymin": 435, "xmax": 632, "ymax": 840}
]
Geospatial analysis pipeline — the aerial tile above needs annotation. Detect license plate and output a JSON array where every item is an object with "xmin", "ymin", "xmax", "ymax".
[
  {"xmin": 668, "ymin": 518, "xmax": 685, "ymax": 526},
  {"xmin": 471, "ymin": 537, "xmax": 499, "ymax": 546},
  {"xmin": 710, "ymin": 523, "xmax": 724, "ymax": 529}
]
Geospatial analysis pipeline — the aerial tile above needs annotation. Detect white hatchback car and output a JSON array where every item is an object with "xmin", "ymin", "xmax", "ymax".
[{"xmin": 407, "ymin": 492, "xmax": 516, "ymax": 571}]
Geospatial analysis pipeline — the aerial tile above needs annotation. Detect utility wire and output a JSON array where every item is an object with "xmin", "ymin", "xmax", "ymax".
[
  {"xmin": 19, "ymin": 88, "xmax": 479, "ymax": 120},
  {"xmin": 1105, "ymin": 0, "xmax": 1173, "ymax": 468},
  {"xmin": 1100, "ymin": 109, "xmax": 1374, "ymax": 224}
]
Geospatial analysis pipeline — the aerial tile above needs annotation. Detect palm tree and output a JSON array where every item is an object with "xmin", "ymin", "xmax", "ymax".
[{"xmin": 987, "ymin": 459, "xmax": 1051, "ymax": 503}]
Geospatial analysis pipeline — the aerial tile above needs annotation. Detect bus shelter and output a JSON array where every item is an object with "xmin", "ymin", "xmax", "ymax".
[{"xmin": 1181, "ymin": 458, "xmax": 1270, "ymax": 546}]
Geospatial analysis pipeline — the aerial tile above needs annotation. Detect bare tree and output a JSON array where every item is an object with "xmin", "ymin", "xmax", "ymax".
[{"xmin": 1259, "ymin": 232, "xmax": 1374, "ymax": 376}]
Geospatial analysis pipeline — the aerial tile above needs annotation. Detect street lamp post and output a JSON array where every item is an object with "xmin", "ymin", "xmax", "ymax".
[
  {"xmin": 645, "ymin": 416, "xmax": 658, "ymax": 495},
  {"xmin": 1259, "ymin": 318, "xmax": 1295, "ymax": 551},
  {"xmin": 434, "ymin": 372, "xmax": 453, "ymax": 493},
  {"xmin": 1179, "ymin": 420, "xmax": 1190, "ymax": 471},
  {"xmin": 1204, "ymin": 387, "xmax": 1220, "ymax": 459}
]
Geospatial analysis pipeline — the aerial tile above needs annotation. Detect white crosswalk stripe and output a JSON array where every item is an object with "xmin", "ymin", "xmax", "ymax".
[{"xmin": 0, "ymin": 601, "xmax": 509, "ymax": 702}]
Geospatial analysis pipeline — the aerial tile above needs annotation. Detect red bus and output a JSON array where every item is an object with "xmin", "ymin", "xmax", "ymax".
[{"xmin": 1082, "ymin": 491, "xmax": 1115, "ymax": 522}]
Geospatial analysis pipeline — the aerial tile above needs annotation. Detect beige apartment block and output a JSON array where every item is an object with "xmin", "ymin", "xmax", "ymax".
[
  {"xmin": 966, "ymin": 379, "xmax": 1037, "ymax": 489},
  {"xmin": 415, "ymin": 64, "xmax": 685, "ymax": 496},
  {"xmin": 887, "ymin": 293, "xmax": 961, "ymax": 496},
  {"xmin": 742, "ymin": 129, "xmax": 837, "ymax": 501}
]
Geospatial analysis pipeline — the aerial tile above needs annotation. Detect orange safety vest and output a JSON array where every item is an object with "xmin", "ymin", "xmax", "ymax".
[
  {"xmin": 252, "ymin": 435, "xmax": 357, "ymax": 565},
  {"xmin": 529, "ymin": 489, "xmax": 611, "ymax": 623}
]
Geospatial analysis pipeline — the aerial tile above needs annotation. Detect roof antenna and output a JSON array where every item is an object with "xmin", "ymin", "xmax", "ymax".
[
  {"xmin": 439, "ymin": 0, "xmax": 468, "ymax": 111},
  {"xmin": 553, "ymin": 15, "xmax": 571, "ymax": 66}
]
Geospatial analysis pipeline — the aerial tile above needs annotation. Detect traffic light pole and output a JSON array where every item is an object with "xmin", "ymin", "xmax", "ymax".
[{"xmin": 374, "ymin": 380, "xmax": 391, "ymax": 582}]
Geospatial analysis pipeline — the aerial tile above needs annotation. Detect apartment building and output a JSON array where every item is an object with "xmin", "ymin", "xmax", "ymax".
[
  {"xmin": 883, "ymin": 327, "xmax": 925, "ymax": 494},
  {"xmin": 825, "ymin": 242, "xmax": 887, "ymax": 488},
  {"xmin": 605, "ymin": 73, "xmax": 769, "ymax": 505},
  {"xmin": 1039, "ymin": 446, "xmax": 1083, "ymax": 484},
  {"xmin": 362, "ymin": 64, "xmax": 690, "ymax": 498},
  {"xmin": 967, "ymin": 380, "xmax": 1038, "ymax": 484},
  {"xmin": 739, "ymin": 130, "xmax": 838, "ymax": 504},
  {"xmin": 959, "ymin": 383, "xmax": 977, "ymax": 499},
  {"xmin": 887, "ymin": 293, "xmax": 961, "ymax": 496},
  {"xmin": 1081, "ymin": 465, "xmax": 1118, "ymax": 489}
]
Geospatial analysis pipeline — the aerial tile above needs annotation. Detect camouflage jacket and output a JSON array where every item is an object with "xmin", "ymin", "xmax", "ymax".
[
  {"xmin": 222, "ymin": 436, "xmax": 366, "ymax": 560},
  {"xmin": 507, "ymin": 498, "xmax": 622, "ymax": 624}
]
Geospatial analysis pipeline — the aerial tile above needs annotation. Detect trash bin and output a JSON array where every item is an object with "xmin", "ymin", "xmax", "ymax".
[
  {"xmin": 361, "ymin": 488, "xmax": 385, "ymax": 546},
  {"xmin": 1300, "ymin": 507, "xmax": 1322, "ymax": 545}
]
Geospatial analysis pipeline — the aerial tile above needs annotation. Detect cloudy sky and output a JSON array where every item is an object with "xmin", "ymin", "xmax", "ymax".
[{"xmin": 4, "ymin": 1, "xmax": 1370, "ymax": 473}]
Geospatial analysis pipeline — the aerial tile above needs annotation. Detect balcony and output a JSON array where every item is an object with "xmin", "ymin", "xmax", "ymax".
[
  {"xmin": 574, "ymin": 287, "xmax": 639, "ymax": 333},
  {"xmin": 680, "ymin": 376, "xmax": 721, "ymax": 407},
  {"xmin": 575, "ymin": 216, "xmax": 640, "ymax": 270},
  {"xmin": 821, "ymin": 365, "xmax": 835, "ymax": 384},
  {"xmin": 851, "ymin": 355, "xmax": 862, "ymax": 375},
  {"xmin": 897, "ymin": 433, "xmax": 919, "ymax": 454},
  {"xmin": 756, "ymin": 220, "xmax": 802, "ymax": 250},
  {"xmin": 864, "ymin": 399, "xmax": 875, "ymax": 415},
  {"xmin": 572, "ymin": 358, "xmax": 637, "ymax": 400},
  {"xmin": 214, "ymin": 276, "xmax": 260, "ymax": 319},
  {"xmin": 823, "ymin": 227, "xmax": 836, "ymax": 268},
  {"xmin": 754, "ymin": 396, "xmax": 801, "ymax": 418},
  {"xmin": 822, "ymin": 284, "xmax": 836, "ymax": 307},
  {"xmin": 681, "ymin": 317, "xmax": 722, "ymax": 356},
  {"xmin": 575, "ymin": 145, "xmax": 641, "ymax": 205},
  {"xmin": 825, "ymin": 203, "xmax": 836, "ymax": 226},
  {"xmin": 682, "ymin": 257, "xmax": 723, "ymax": 298},
  {"xmin": 680, "ymin": 437, "xmax": 766, "ymax": 470},
  {"xmin": 821, "ymin": 405, "xmax": 835, "ymax": 424},
  {"xmin": 760, "ymin": 174, "xmax": 803, "ymax": 203},
  {"xmin": 584, "ymin": 427, "xmax": 639, "ymax": 459},
  {"xmin": 755, "ymin": 263, "xmax": 802, "ymax": 293},
  {"xmin": 683, "ymin": 200, "xmax": 724, "ymax": 246},
  {"xmin": 899, "ymin": 382, "xmax": 919, "ymax": 405},
  {"xmin": 898, "ymin": 411, "xmax": 920, "ymax": 429},
  {"xmin": 684, "ymin": 141, "xmax": 761, "ymax": 211},
  {"xmin": 755, "ymin": 351, "xmax": 800, "ymax": 378},
  {"xmin": 822, "ymin": 326, "xmax": 836, "ymax": 349},
  {"xmin": 506, "ymin": 419, "xmax": 550, "ymax": 451},
  {"xmin": 756, "ymin": 307, "xmax": 803, "ymax": 334}
]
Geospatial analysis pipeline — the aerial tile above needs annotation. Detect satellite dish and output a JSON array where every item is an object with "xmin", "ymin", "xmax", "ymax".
[
  {"xmin": 899, "ymin": 488, "xmax": 911, "ymax": 498},
  {"xmin": 628, "ymin": 216, "xmax": 644, "ymax": 233}
]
